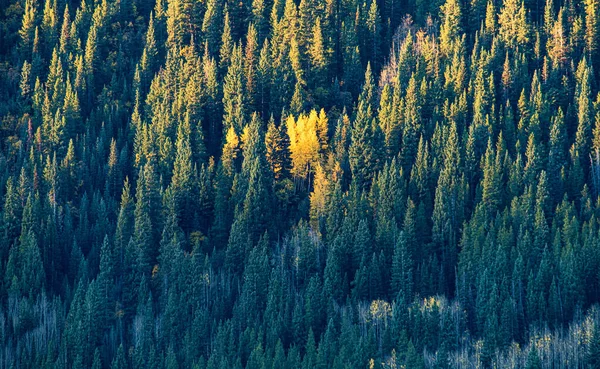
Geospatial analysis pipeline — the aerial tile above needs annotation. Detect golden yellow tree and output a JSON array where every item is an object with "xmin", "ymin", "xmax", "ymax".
[{"xmin": 287, "ymin": 110, "xmax": 321, "ymax": 178}]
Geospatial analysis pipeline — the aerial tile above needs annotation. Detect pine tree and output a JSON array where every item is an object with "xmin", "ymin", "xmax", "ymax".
[
  {"xmin": 400, "ymin": 75, "xmax": 421, "ymax": 173},
  {"xmin": 574, "ymin": 59, "xmax": 592, "ymax": 170},
  {"xmin": 115, "ymin": 178, "xmax": 134, "ymax": 258},
  {"xmin": 547, "ymin": 8, "xmax": 569, "ymax": 68},
  {"xmin": 251, "ymin": 0, "xmax": 269, "ymax": 42},
  {"xmin": 170, "ymin": 113, "xmax": 194, "ymax": 230},
  {"xmin": 225, "ymin": 216, "xmax": 250, "ymax": 274},
  {"xmin": 366, "ymin": 0, "xmax": 382, "ymax": 69},
  {"xmin": 440, "ymin": 0, "xmax": 462, "ymax": 55},
  {"xmin": 309, "ymin": 17, "xmax": 328, "ymax": 89},
  {"xmin": 548, "ymin": 109, "xmax": 566, "ymax": 199},
  {"xmin": 58, "ymin": 5, "xmax": 70, "ymax": 55},
  {"xmin": 19, "ymin": 0, "xmax": 37, "ymax": 58},
  {"xmin": 202, "ymin": 0, "xmax": 221, "ymax": 57},
  {"xmin": 41, "ymin": 0, "xmax": 58, "ymax": 55},
  {"xmin": 220, "ymin": 9, "xmax": 233, "ymax": 68},
  {"xmin": 342, "ymin": 25, "xmax": 362, "ymax": 99},
  {"xmin": 290, "ymin": 80, "xmax": 307, "ymax": 115},
  {"xmin": 256, "ymin": 39, "xmax": 271, "ymax": 117},
  {"xmin": 525, "ymin": 345, "xmax": 542, "ymax": 369},
  {"xmin": 349, "ymin": 66, "xmax": 379, "ymax": 189},
  {"xmin": 405, "ymin": 340, "xmax": 424, "ymax": 369},
  {"xmin": 92, "ymin": 348, "xmax": 102, "ymax": 369},
  {"xmin": 166, "ymin": 0, "xmax": 186, "ymax": 47},
  {"xmin": 348, "ymin": 115, "xmax": 376, "ymax": 190},
  {"xmin": 232, "ymin": 114, "xmax": 272, "ymax": 244},
  {"xmin": 498, "ymin": 0, "xmax": 530, "ymax": 47},
  {"xmin": 20, "ymin": 61, "xmax": 32, "ymax": 108},
  {"xmin": 588, "ymin": 323, "xmax": 600, "ymax": 369},
  {"xmin": 111, "ymin": 345, "xmax": 127, "ymax": 369},
  {"xmin": 265, "ymin": 118, "xmax": 292, "ymax": 181},
  {"xmin": 378, "ymin": 83, "xmax": 400, "ymax": 158},
  {"xmin": 432, "ymin": 121, "xmax": 464, "ymax": 294},
  {"xmin": 585, "ymin": 0, "xmax": 599, "ymax": 63},
  {"xmin": 482, "ymin": 138, "xmax": 502, "ymax": 214},
  {"xmin": 134, "ymin": 164, "xmax": 159, "ymax": 275},
  {"xmin": 353, "ymin": 219, "xmax": 371, "ymax": 271},
  {"xmin": 211, "ymin": 127, "xmax": 239, "ymax": 248},
  {"xmin": 140, "ymin": 14, "xmax": 159, "ymax": 89},
  {"xmin": 10, "ymin": 229, "xmax": 45, "ymax": 296},
  {"xmin": 409, "ymin": 136, "xmax": 431, "ymax": 206},
  {"xmin": 158, "ymin": 193, "xmax": 184, "ymax": 283},
  {"xmin": 222, "ymin": 43, "xmax": 246, "ymax": 135},
  {"xmin": 391, "ymin": 232, "xmax": 414, "ymax": 298},
  {"xmin": 324, "ymin": 237, "xmax": 344, "ymax": 301},
  {"xmin": 241, "ymin": 233, "xmax": 270, "ymax": 318}
]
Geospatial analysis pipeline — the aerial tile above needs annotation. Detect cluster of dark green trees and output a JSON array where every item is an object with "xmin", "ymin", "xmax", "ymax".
[{"xmin": 3, "ymin": 0, "xmax": 600, "ymax": 366}]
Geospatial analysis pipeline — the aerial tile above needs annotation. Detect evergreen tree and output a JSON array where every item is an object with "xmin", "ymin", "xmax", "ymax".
[
  {"xmin": 440, "ymin": 0, "xmax": 462, "ymax": 55},
  {"xmin": 349, "ymin": 65, "xmax": 379, "ymax": 189},
  {"xmin": 588, "ymin": 323, "xmax": 600, "ymax": 369},
  {"xmin": 309, "ymin": 18, "xmax": 328, "ymax": 90},
  {"xmin": 170, "ymin": 113, "xmax": 194, "ymax": 230},
  {"xmin": 525, "ymin": 345, "xmax": 542, "ymax": 369},
  {"xmin": 0, "ymin": 0, "xmax": 600, "ymax": 367},
  {"xmin": 202, "ymin": 0, "xmax": 222, "ymax": 57},
  {"xmin": 222, "ymin": 43, "xmax": 246, "ymax": 135},
  {"xmin": 19, "ymin": 0, "xmax": 37, "ymax": 59},
  {"xmin": 432, "ymin": 121, "xmax": 464, "ymax": 294},
  {"xmin": 498, "ymin": 0, "xmax": 530, "ymax": 47},
  {"xmin": 400, "ymin": 75, "xmax": 421, "ymax": 174}
]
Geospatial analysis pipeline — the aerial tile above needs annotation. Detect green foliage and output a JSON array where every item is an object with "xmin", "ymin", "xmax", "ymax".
[
  {"xmin": 588, "ymin": 323, "xmax": 600, "ymax": 369},
  {"xmin": 0, "ymin": 0, "xmax": 600, "ymax": 367}
]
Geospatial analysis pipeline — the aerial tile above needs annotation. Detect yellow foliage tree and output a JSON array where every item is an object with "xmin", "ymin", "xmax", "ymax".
[{"xmin": 287, "ymin": 110, "xmax": 322, "ymax": 178}]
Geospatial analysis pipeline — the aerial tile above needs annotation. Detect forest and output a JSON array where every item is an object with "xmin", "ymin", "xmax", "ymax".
[{"xmin": 2, "ymin": 0, "xmax": 600, "ymax": 366}]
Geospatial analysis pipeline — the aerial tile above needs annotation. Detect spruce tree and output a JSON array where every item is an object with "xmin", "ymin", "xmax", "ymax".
[
  {"xmin": 498, "ymin": 0, "xmax": 530, "ymax": 47},
  {"xmin": 222, "ymin": 43, "xmax": 246, "ymax": 135},
  {"xmin": 588, "ymin": 323, "xmax": 600, "ymax": 369}
]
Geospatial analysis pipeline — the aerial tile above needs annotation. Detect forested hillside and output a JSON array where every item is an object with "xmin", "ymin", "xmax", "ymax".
[{"xmin": 2, "ymin": 0, "xmax": 600, "ymax": 366}]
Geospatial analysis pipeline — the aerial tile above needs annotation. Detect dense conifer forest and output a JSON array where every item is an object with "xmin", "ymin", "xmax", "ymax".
[{"xmin": 3, "ymin": 0, "xmax": 600, "ymax": 366}]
